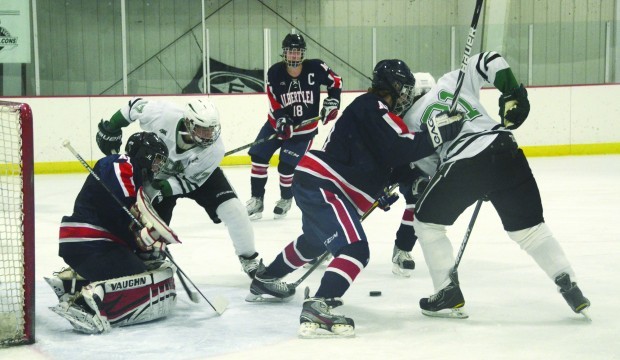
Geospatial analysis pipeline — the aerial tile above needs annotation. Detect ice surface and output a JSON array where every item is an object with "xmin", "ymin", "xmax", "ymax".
[{"xmin": 4, "ymin": 155, "xmax": 620, "ymax": 359}]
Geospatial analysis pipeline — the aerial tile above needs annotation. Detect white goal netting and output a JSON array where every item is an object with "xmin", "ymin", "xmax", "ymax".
[{"xmin": 0, "ymin": 101, "xmax": 34, "ymax": 346}]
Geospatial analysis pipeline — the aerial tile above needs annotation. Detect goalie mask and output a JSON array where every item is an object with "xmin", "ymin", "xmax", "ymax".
[
  {"xmin": 125, "ymin": 132, "xmax": 168, "ymax": 180},
  {"xmin": 281, "ymin": 33, "xmax": 306, "ymax": 68},
  {"xmin": 372, "ymin": 59, "xmax": 416, "ymax": 116},
  {"xmin": 183, "ymin": 99, "xmax": 221, "ymax": 148}
]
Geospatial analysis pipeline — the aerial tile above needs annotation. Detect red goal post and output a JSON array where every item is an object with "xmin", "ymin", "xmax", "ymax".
[{"xmin": 0, "ymin": 101, "xmax": 35, "ymax": 346}]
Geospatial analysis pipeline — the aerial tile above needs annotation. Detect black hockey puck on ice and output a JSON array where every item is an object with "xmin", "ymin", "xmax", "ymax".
[{"xmin": 369, "ymin": 291, "xmax": 382, "ymax": 297}]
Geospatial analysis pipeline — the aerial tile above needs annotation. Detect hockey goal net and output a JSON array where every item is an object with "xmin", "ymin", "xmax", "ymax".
[{"xmin": 0, "ymin": 101, "xmax": 34, "ymax": 346}]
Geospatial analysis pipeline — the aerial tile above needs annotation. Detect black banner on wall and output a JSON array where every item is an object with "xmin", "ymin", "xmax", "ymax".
[{"xmin": 183, "ymin": 58, "xmax": 264, "ymax": 94}]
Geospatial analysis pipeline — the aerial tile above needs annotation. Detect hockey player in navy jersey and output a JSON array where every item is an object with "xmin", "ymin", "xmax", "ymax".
[
  {"xmin": 245, "ymin": 59, "xmax": 464, "ymax": 337},
  {"xmin": 246, "ymin": 33, "xmax": 343, "ymax": 220},
  {"xmin": 46, "ymin": 132, "xmax": 181, "ymax": 333},
  {"xmin": 95, "ymin": 97, "xmax": 261, "ymax": 278},
  {"xmin": 401, "ymin": 52, "xmax": 590, "ymax": 319}
]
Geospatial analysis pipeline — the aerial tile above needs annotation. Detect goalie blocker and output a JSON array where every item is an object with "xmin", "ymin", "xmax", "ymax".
[{"xmin": 47, "ymin": 260, "xmax": 177, "ymax": 334}]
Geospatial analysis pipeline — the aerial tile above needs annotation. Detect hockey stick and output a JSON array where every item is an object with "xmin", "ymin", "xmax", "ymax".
[
  {"xmin": 224, "ymin": 116, "xmax": 321, "ymax": 156},
  {"xmin": 449, "ymin": 199, "xmax": 483, "ymax": 285},
  {"xmin": 62, "ymin": 140, "xmax": 228, "ymax": 314},
  {"xmin": 449, "ymin": 0, "xmax": 484, "ymax": 115},
  {"xmin": 288, "ymin": 184, "xmax": 399, "ymax": 289}
]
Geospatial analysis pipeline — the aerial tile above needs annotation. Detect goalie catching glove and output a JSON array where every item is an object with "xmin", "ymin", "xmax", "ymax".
[
  {"xmin": 421, "ymin": 110, "xmax": 465, "ymax": 148},
  {"xmin": 96, "ymin": 120, "xmax": 123, "ymax": 155},
  {"xmin": 129, "ymin": 187, "xmax": 181, "ymax": 251},
  {"xmin": 499, "ymin": 84, "xmax": 530, "ymax": 130}
]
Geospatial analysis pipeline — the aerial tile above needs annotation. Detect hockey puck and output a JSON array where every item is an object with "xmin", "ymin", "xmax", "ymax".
[{"xmin": 369, "ymin": 291, "xmax": 382, "ymax": 297}]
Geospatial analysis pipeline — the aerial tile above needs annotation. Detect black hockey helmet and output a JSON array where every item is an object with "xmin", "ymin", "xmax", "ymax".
[
  {"xmin": 372, "ymin": 59, "xmax": 417, "ymax": 116},
  {"xmin": 281, "ymin": 33, "xmax": 306, "ymax": 67},
  {"xmin": 125, "ymin": 132, "xmax": 168, "ymax": 179}
]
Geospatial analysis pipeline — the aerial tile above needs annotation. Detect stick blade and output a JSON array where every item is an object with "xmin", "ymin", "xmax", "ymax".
[{"xmin": 210, "ymin": 296, "xmax": 229, "ymax": 315}]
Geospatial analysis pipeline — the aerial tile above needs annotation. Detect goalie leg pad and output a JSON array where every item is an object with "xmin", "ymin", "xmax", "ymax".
[
  {"xmin": 86, "ymin": 260, "xmax": 178, "ymax": 328},
  {"xmin": 44, "ymin": 267, "xmax": 89, "ymax": 302}
]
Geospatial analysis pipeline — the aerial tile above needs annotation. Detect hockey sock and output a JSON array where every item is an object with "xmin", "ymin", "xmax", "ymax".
[
  {"xmin": 315, "ymin": 242, "xmax": 369, "ymax": 299},
  {"xmin": 250, "ymin": 159, "xmax": 269, "ymax": 198},
  {"xmin": 265, "ymin": 235, "xmax": 323, "ymax": 278},
  {"xmin": 507, "ymin": 223, "xmax": 575, "ymax": 281},
  {"xmin": 414, "ymin": 218, "xmax": 455, "ymax": 291},
  {"xmin": 277, "ymin": 162, "xmax": 295, "ymax": 199},
  {"xmin": 394, "ymin": 204, "xmax": 417, "ymax": 251},
  {"xmin": 216, "ymin": 199, "xmax": 256, "ymax": 257}
]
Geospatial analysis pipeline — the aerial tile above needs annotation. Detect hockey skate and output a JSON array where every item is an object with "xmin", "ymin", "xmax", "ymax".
[
  {"xmin": 239, "ymin": 252, "xmax": 260, "ymax": 278},
  {"xmin": 392, "ymin": 245, "xmax": 415, "ymax": 277},
  {"xmin": 245, "ymin": 261, "xmax": 295, "ymax": 302},
  {"xmin": 50, "ymin": 298, "xmax": 111, "ymax": 334},
  {"xmin": 273, "ymin": 198, "xmax": 293, "ymax": 219},
  {"xmin": 554, "ymin": 272, "xmax": 591, "ymax": 320},
  {"xmin": 246, "ymin": 196, "xmax": 264, "ymax": 221},
  {"xmin": 298, "ymin": 287, "xmax": 355, "ymax": 338},
  {"xmin": 420, "ymin": 272, "xmax": 468, "ymax": 319}
]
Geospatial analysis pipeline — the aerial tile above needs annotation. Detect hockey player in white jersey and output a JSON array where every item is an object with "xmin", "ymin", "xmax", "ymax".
[
  {"xmin": 402, "ymin": 52, "xmax": 590, "ymax": 319},
  {"xmin": 96, "ymin": 98, "xmax": 261, "ymax": 278}
]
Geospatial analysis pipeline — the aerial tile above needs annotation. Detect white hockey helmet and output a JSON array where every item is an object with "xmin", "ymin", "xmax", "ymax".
[
  {"xmin": 413, "ymin": 72, "xmax": 436, "ymax": 98},
  {"xmin": 183, "ymin": 99, "xmax": 221, "ymax": 148}
]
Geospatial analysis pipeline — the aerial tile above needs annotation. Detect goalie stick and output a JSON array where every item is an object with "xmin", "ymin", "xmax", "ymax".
[
  {"xmin": 62, "ymin": 140, "xmax": 228, "ymax": 315},
  {"xmin": 224, "ymin": 116, "xmax": 321, "ymax": 156},
  {"xmin": 288, "ymin": 184, "xmax": 399, "ymax": 290}
]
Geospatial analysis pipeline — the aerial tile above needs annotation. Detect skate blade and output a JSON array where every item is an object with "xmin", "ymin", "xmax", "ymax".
[
  {"xmin": 298, "ymin": 322, "xmax": 355, "ymax": 339},
  {"xmin": 391, "ymin": 264, "xmax": 413, "ymax": 278},
  {"xmin": 245, "ymin": 292, "xmax": 293, "ymax": 303},
  {"xmin": 248, "ymin": 214, "xmax": 262, "ymax": 221},
  {"xmin": 273, "ymin": 212, "xmax": 288, "ymax": 219},
  {"xmin": 49, "ymin": 305, "xmax": 104, "ymax": 334},
  {"xmin": 421, "ymin": 307, "xmax": 469, "ymax": 319},
  {"xmin": 579, "ymin": 308, "xmax": 592, "ymax": 322}
]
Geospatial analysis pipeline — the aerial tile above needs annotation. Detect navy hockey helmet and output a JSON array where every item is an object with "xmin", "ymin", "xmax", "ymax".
[
  {"xmin": 281, "ymin": 33, "xmax": 306, "ymax": 68},
  {"xmin": 372, "ymin": 59, "xmax": 417, "ymax": 116},
  {"xmin": 125, "ymin": 132, "xmax": 168, "ymax": 179}
]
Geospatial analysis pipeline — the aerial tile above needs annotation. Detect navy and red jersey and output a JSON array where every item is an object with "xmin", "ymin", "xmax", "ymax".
[
  {"xmin": 294, "ymin": 92, "xmax": 435, "ymax": 216},
  {"xmin": 59, "ymin": 154, "xmax": 144, "ymax": 257},
  {"xmin": 266, "ymin": 59, "xmax": 342, "ymax": 139}
]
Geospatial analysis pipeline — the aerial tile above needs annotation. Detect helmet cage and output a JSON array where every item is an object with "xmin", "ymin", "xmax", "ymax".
[
  {"xmin": 183, "ymin": 118, "xmax": 221, "ymax": 148},
  {"xmin": 393, "ymin": 83, "xmax": 416, "ymax": 117}
]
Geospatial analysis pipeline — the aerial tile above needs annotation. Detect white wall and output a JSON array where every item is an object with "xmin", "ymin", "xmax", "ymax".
[{"xmin": 5, "ymin": 83, "xmax": 620, "ymax": 164}]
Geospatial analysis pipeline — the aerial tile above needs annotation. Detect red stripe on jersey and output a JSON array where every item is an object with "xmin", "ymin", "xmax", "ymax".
[
  {"xmin": 321, "ymin": 189, "xmax": 360, "ymax": 243},
  {"xmin": 59, "ymin": 223, "xmax": 126, "ymax": 246},
  {"xmin": 330, "ymin": 256, "xmax": 362, "ymax": 282},
  {"xmin": 115, "ymin": 160, "xmax": 136, "ymax": 197},
  {"xmin": 328, "ymin": 70, "xmax": 342, "ymax": 90},
  {"xmin": 297, "ymin": 153, "xmax": 374, "ymax": 214},
  {"xmin": 383, "ymin": 112, "xmax": 412, "ymax": 136},
  {"xmin": 402, "ymin": 207, "xmax": 414, "ymax": 222}
]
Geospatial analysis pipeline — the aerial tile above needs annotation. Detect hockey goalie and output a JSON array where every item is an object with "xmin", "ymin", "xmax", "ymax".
[{"xmin": 45, "ymin": 132, "xmax": 181, "ymax": 334}]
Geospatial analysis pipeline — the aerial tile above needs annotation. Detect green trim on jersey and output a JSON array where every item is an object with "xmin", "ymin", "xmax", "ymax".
[
  {"xmin": 494, "ymin": 68, "xmax": 519, "ymax": 94},
  {"xmin": 109, "ymin": 110, "xmax": 130, "ymax": 130}
]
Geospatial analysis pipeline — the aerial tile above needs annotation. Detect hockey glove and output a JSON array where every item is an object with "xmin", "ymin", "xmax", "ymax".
[
  {"xmin": 136, "ymin": 241, "xmax": 167, "ymax": 261},
  {"xmin": 499, "ymin": 84, "xmax": 530, "ymax": 130},
  {"xmin": 275, "ymin": 115, "xmax": 294, "ymax": 140},
  {"xmin": 152, "ymin": 180, "xmax": 173, "ymax": 198},
  {"xmin": 320, "ymin": 97, "xmax": 340, "ymax": 125},
  {"xmin": 421, "ymin": 111, "xmax": 464, "ymax": 148},
  {"xmin": 96, "ymin": 120, "xmax": 123, "ymax": 155},
  {"xmin": 377, "ymin": 188, "xmax": 399, "ymax": 211}
]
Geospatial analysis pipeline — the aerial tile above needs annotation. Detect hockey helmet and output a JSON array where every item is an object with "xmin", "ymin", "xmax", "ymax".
[
  {"xmin": 281, "ymin": 33, "xmax": 306, "ymax": 68},
  {"xmin": 372, "ymin": 59, "xmax": 416, "ymax": 116},
  {"xmin": 413, "ymin": 72, "xmax": 436, "ymax": 98},
  {"xmin": 183, "ymin": 99, "xmax": 221, "ymax": 148},
  {"xmin": 125, "ymin": 132, "xmax": 168, "ymax": 178}
]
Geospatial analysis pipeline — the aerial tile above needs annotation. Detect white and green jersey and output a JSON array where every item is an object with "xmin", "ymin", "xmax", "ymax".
[
  {"xmin": 403, "ymin": 52, "xmax": 516, "ymax": 167},
  {"xmin": 119, "ymin": 98, "xmax": 225, "ymax": 196}
]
